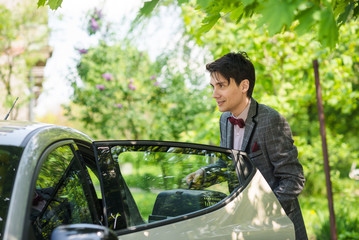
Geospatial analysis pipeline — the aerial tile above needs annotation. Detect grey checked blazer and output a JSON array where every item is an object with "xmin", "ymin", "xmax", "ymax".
[{"xmin": 219, "ymin": 98, "xmax": 307, "ymax": 239}]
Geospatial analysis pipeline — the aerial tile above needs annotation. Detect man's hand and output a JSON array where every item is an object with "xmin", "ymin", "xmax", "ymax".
[{"xmin": 186, "ymin": 168, "xmax": 205, "ymax": 189}]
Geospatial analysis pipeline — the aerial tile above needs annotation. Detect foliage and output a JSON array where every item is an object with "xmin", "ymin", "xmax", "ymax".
[
  {"xmin": 65, "ymin": 10, "xmax": 215, "ymax": 142},
  {"xmin": 67, "ymin": 41, "xmax": 213, "ymax": 141},
  {"xmin": 299, "ymin": 189, "xmax": 359, "ymax": 239},
  {"xmin": 313, "ymin": 197, "xmax": 359, "ymax": 240},
  {"xmin": 0, "ymin": 1, "xmax": 49, "ymax": 119},
  {"xmin": 38, "ymin": 0, "xmax": 358, "ymax": 48},
  {"xmin": 136, "ymin": 0, "xmax": 359, "ymax": 49},
  {"xmin": 37, "ymin": 0, "xmax": 63, "ymax": 10}
]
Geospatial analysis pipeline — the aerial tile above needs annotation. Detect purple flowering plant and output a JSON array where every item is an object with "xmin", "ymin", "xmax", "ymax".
[
  {"xmin": 114, "ymin": 103, "xmax": 123, "ymax": 109},
  {"xmin": 91, "ymin": 18, "xmax": 99, "ymax": 31},
  {"xmin": 128, "ymin": 83, "xmax": 136, "ymax": 90},
  {"xmin": 87, "ymin": 8, "xmax": 103, "ymax": 35},
  {"xmin": 96, "ymin": 84, "xmax": 105, "ymax": 90},
  {"xmin": 128, "ymin": 78, "xmax": 136, "ymax": 90},
  {"xmin": 77, "ymin": 48, "xmax": 88, "ymax": 54},
  {"xmin": 102, "ymin": 73, "xmax": 113, "ymax": 81}
]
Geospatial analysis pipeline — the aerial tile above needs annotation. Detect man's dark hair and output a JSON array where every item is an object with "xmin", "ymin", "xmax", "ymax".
[{"xmin": 206, "ymin": 52, "xmax": 255, "ymax": 98}]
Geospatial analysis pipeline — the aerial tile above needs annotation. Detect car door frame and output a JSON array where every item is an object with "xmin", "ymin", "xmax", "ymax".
[
  {"xmin": 33, "ymin": 140, "xmax": 102, "ymax": 236},
  {"xmin": 3, "ymin": 138, "xmax": 101, "ymax": 240},
  {"xmin": 92, "ymin": 140, "xmax": 258, "ymax": 234}
]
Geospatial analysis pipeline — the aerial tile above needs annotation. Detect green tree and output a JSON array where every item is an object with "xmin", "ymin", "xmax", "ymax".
[
  {"xmin": 65, "ymin": 10, "xmax": 216, "ymax": 142},
  {"xmin": 0, "ymin": 1, "xmax": 50, "ymax": 119},
  {"xmin": 38, "ymin": 0, "xmax": 358, "ymax": 48},
  {"xmin": 135, "ymin": 0, "xmax": 358, "ymax": 49}
]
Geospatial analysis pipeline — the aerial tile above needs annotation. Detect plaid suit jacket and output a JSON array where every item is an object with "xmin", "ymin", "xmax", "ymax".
[{"xmin": 219, "ymin": 98, "xmax": 308, "ymax": 240}]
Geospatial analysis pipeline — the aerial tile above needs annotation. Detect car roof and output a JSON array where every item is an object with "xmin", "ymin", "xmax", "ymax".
[{"xmin": 0, "ymin": 120, "xmax": 92, "ymax": 147}]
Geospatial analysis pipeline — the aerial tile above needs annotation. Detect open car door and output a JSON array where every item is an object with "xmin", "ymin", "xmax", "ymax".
[
  {"xmin": 91, "ymin": 140, "xmax": 295, "ymax": 240},
  {"xmin": 52, "ymin": 141, "xmax": 295, "ymax": 240}
]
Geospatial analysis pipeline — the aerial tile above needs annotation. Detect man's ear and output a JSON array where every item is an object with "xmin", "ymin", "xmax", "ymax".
[{"xmin": 241, "ymin": 79, "xmax": 249, "ymax": 92}]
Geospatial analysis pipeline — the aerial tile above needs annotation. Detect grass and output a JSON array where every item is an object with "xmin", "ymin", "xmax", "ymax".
[{"xmin": 300, "ymin": 178, "xmax": 359, "ymax": 240}]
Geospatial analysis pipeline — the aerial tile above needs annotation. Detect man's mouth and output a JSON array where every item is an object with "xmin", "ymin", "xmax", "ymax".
[{"xmin": 217, "ymin": 100, "xmax": 224, "ymax": 106}]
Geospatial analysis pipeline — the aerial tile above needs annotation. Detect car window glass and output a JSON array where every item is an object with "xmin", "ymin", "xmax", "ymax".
[
  {"xmin": 0, "ymin": 146, "xmax": 22, "ymax": 239},
  {"xmin": 105, "ymin": 145, "xmax": 239, "ymax": 226},
  {"xmin": 86, "ymin": 167, "xmax": 102, "ymax": 199},
  {"xmin": 30, "ymin": 145, "xmax": 93, "ymax": 239}
]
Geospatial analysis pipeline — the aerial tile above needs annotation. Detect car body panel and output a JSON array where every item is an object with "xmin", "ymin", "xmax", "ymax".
[
  {"xmin": 0, "ymin": 121, "xmax": 50, "ymax": 147},
  {"xmin": 116, "ymin": 171, "xmax": 294, "ymax": 240}
]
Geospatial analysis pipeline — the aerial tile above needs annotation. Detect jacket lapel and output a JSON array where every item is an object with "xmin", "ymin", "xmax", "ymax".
[
  {"xmin": 227, "ymin": 118, "xmax": 233, "ymax": 149},
  {"xmin": 241, "ymin": 98, "xmax": 258, "ymax": 151},
  {"xmin": 221, "ymin": 112, "xmax": 233, "ymax": 148}
]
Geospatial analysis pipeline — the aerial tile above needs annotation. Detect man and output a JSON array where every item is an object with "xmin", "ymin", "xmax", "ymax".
[{"xmin": 187, "ymin": 52, "xmax": 307, "ymax": 239}]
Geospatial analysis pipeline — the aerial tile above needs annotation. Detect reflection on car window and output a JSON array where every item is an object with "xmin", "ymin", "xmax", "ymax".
[
  {"xmin": 30, "ymin": 145, "xmax": 93, "ymax": 240},
  {"xmin": 86, "ymin": 167, "xmax": 102, "ymax": 199},
  {"xmin": 0, "ymin": 146, "xmax": 22, "ymax": 239},
  {"xmin": 108, "ymin": 145, "xmax": 236, "ymax": 226}
]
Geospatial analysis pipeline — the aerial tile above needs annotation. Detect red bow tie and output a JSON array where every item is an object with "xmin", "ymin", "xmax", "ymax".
[{"xmin": 228, "ymin": 117, "xmax": 245, "ymax": 128}]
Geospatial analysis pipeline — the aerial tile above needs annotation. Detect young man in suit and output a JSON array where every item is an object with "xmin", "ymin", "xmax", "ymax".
[{"xmin": 187, "ymin": 52, "xmax": 307, "ymax": 239}]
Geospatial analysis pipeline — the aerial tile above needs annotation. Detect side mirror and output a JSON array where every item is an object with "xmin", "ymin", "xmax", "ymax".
[{"xmin": 51, "ymin": 224, "xmax": 117, "ymax": 240}]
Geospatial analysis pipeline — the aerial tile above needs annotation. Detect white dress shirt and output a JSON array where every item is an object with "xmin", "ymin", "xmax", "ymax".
[{"xmin": 232, "ymin": 99, "xmax": 251, "ymax": 150}]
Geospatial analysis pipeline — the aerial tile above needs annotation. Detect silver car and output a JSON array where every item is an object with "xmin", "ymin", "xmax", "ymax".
[{"xmin": 0, "ymin": 120, "xmax": 294, "ymax": 239}]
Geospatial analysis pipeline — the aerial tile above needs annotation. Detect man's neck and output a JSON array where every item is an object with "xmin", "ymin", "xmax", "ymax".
[{"xmin": 231, "ymin": 97, "xmax": 250, "ymax": 117}]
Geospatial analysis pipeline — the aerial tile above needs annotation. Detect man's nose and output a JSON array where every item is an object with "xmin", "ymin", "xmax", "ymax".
[{"xmin": 212, "ymin": 88, "xmax": 220, "ymax": 98}]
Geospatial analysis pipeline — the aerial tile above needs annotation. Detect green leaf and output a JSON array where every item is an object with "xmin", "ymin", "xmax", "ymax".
[
  {"xmin": 242, "ymin": 0, "xmax": 255, "ymax": 6},
  {"xmin": 230, "ymin": 5, "xmax": 244, "ymax": 22},
  {"xmin": 318, "ymin": 7, "xmax": 338, "ymax": 49},
  {"xmin": 354, "ymin": 4, "xmax": 359, "ymax": 18},
  {"xmin": 197, "ymin": 14, "xmax": 220, "ymax": 33},
  {"xmin": 37, "ymin": 0, "xmax": 46, "ymax": 7},
  {"xmin": 139, "ymin": 0, "xmax": 160, "ymax": 17},
  {"xmin": 337, "ymin": 2, "xmax": 354, "ymax": 26},
  {"xmin": 48, "ymin": 0, "xmax": 63, "ymax": 10},
  {"xmin": 177, "ymin": 0, "xmax": 190, "ymax": 5},
  {"xmin": 333, "ymin": 0, "xmax": 350, "ymax": 17},
  {"xmin": 258, "ymin": 0, "xmax": 298, "ymax": 36},
  {"xmin": 37, "ymin": 0, "xmax": 63, "ymax": 10},
  {"xmin": 196, "ymin": 0, "xmax": 212, "ymax": 10},
  {"xmin": 295, "ymin": 6, "xmax": 317, "ymax": 36}
]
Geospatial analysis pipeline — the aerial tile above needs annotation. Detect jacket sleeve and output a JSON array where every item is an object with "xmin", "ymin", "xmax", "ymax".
[{"xmin": 264, "ymin": 112, "xmax": 305, "ymax": 213}]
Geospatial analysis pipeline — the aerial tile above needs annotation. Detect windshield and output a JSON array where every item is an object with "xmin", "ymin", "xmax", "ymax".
[{"xmin": 0, "ymin": 146, "xmax": 23, "ymax": 239}]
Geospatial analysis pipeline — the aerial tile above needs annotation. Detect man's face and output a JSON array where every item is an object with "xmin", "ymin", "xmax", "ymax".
[{"xmin": 210, "ymin": 73, "xmax": 249, "ymax": 116}]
